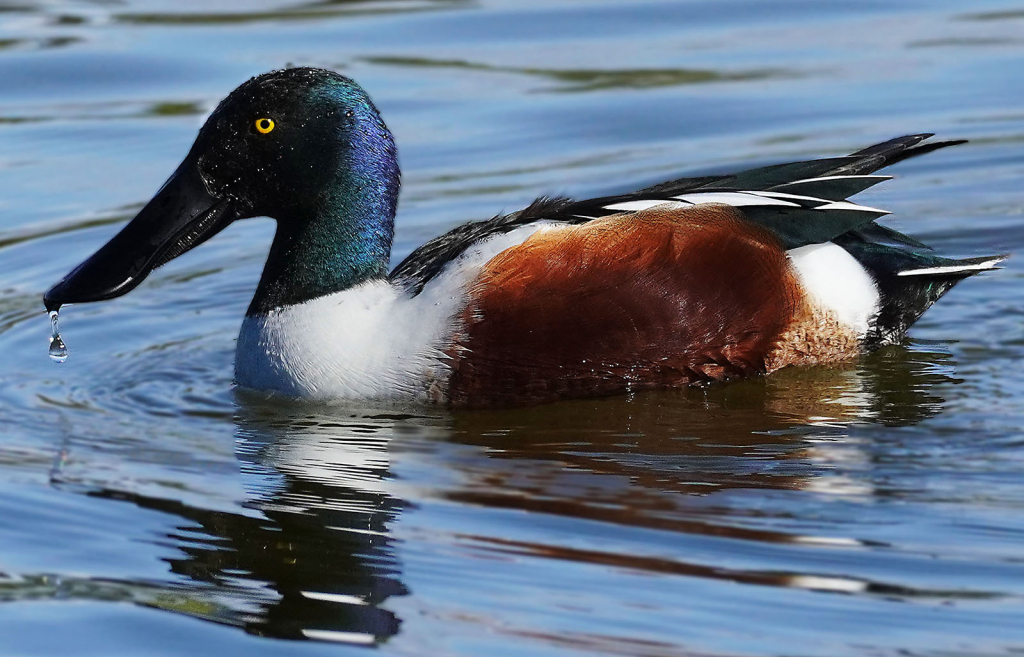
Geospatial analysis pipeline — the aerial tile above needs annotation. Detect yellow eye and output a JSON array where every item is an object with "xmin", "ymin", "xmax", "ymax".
[{"xmin": 254, "ymin": 117, "xmax": 275, "ymax": 134}]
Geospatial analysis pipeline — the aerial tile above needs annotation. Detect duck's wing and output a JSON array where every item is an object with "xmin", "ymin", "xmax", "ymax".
[
  {"xmin": 390, "ymin": 134, "xmax": 1005, "ymax": 339},
  {"xmin": 390, "ymin": 135, "xmax": 948, "ymax": 292}
]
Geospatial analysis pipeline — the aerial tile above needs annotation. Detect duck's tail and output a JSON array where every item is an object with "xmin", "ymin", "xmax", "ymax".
[
  {"xmin": 835, "ymin": 235, "xmax": 1007, "ymax": 344},
  {"xmin": 802, "ymin": 134, "xmax": 1005, "ymax": 344}
]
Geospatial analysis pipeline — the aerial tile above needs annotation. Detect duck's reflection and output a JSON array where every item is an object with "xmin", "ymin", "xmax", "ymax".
[
  {"xmin": 84, "ymin": 344, "xmax": 952, "ymax": 642},
  {"xmin": 447, "ymin": 344, "xmax": 952, "ymax": 497},
  {"xmin": 92, "ymin": 407, "xmax": 417, "ymax": 643}
]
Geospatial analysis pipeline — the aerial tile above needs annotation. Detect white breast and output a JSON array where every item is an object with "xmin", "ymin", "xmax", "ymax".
[
  {"xmin": 236, "ymin": 281, "xmax": 446, "ymax": 401},
  {"xmin": 234, "ymin": 222, "xmax": 557, "ymax": 401}
]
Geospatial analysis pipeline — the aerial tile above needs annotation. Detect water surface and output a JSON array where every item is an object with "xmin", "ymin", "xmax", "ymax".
[{"xmin": 1, "ymin": 1, "xmax": 1023, "ymax": 655}]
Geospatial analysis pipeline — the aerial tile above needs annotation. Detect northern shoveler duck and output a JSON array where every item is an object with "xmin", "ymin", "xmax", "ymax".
[{"xmin": 44, "ymin": 68, "xmax": 1006, "ymax": 406}]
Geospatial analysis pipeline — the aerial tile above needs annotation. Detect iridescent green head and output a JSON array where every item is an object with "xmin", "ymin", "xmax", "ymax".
[{"xmin": 45, "ymin": 68, "xmax": 401, "ymax": 316}]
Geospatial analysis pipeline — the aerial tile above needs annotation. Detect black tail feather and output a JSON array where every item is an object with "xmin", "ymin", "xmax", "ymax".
[
  {"xmin": 836, "ymin": 235, "xmax": 1007, "ymax": 344},
  {"xmin": 834, "ymin": 134, "xmax": 968, "ymax": 176},
  {"xmin": 849, "ymin": 133, "xmax": 934, "ymax": 157}
]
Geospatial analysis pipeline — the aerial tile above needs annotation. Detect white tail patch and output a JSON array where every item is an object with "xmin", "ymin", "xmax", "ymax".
[
  {"xmin": 787, "ymin": 242, "xmax": 880, "ymax": 336},
  {"xmin": 897, "ymin": 258, "xmax": 1006, "ymax": 277}
]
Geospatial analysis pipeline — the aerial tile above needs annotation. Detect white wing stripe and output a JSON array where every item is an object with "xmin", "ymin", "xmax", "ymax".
[
  {"xmin": 598, "ymin": 190, "xmax": 890, "ymax": 213},
  {"xmin": 748, "ymin": 190, "xmax": 831, "ymax": 203},
  {"xmin": 897, "ymin": 260, "xmax": 1004, "ymax": 277},
  {"xmin": 785, "ymin": 174, "xmax": 892, "ymax": 185},
  {"xmin": 603, "ymin": 200, "xmax": 691, "ymax": 212},
  {"xmin": 814, "ymin": 200, "xmax": 890, "ymax": 214},
  {"xmin": 674, "ymin": 192, "xmax": 801, "ymax": 207}
]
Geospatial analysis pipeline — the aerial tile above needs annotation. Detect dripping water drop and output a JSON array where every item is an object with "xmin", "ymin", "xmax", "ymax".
[{"xmin": 48, "ymin": 310, "xmax": 68, "ymax": 363}]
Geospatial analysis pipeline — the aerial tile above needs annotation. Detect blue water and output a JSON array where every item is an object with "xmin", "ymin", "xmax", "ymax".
[{"xmin": 2, "ymin": 1, "xmax": 1024, "ymax": 655}]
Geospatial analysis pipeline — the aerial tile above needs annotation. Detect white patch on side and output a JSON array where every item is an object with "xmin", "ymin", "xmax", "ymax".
[
  {"xmin": 235, "ymin": 222, "xmax": 560, "ymax": 401},
  {"xmin": 897, "ymin": 259, "xmax": 1004, "ymax": 276},
  {"xmin": 787, "ymin": 242, "xmax": 880, "ymax": 336},
  {"xmin": 674, "ymin": 192, "xmax": 801, "ymax": 207}
]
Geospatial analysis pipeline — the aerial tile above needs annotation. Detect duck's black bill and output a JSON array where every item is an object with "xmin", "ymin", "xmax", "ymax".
[{"xmin": 44, "ymin": 163, "xmax": 237, "ymax": 313}]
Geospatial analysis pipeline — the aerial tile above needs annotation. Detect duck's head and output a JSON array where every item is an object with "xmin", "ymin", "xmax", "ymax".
[{"xmin": 45, "ymin": 67, "xmax": 400, "ymax": 314}]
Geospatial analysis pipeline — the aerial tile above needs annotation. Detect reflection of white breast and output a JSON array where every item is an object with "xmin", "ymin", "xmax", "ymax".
[
  {"xmin": 236, "ymin": 411, "xmax": 402, "ymax": 511},
  {"xmin": 273, "ymin": 428, "xmax": 393, "ymax": 498}
]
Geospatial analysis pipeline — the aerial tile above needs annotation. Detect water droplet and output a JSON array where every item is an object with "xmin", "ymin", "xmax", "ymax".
[{"xmin": 48, "ymin": 310, "xmax": 68, "ymax": 363}]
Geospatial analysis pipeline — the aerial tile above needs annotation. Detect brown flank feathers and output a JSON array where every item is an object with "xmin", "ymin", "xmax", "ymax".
[{"xmin": 445, "ymin": 204, "xmax": 839, "ymax": 407}]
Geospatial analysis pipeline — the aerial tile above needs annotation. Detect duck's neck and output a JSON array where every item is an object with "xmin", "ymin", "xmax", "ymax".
[{"xmin": 247, "ymin": 133, "xmax": 400, "ymax": 317}]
